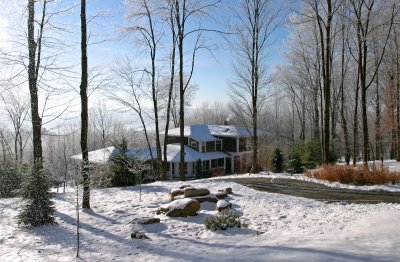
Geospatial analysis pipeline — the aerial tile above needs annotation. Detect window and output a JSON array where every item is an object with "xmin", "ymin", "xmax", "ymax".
[
  {"xmin": 218, "ymin": 158, "xmax": 224, "ymax": 167},
  {"xmin": 203, "ymin": 160, "xmax": 210, "ymax": 170},
  {"xmin": 202, "ymin": 143, "xmax": 206, "ymax": 152},
  {"xmin": 190, "ymin": 140, "xmax": 198, "ymax": 149},
  {"xmin": 216, "ymin": 140, "xmax": 222, "ymax": 151},
  {"xmin": 211, "ymin": 159, "xmax": 217, "ymax": 168},
  {"xmin": 184, "ymin": 163, "xmax": 188, "ymax": 174}
]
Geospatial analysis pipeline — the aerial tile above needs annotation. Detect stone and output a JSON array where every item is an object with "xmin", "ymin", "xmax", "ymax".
[
  {"xmin": 184, "ymin": 187, "xmax": 210, "ymax": 198},
  {"xmin": 133, "ymin": 217, "xmax": 160, "ymax": 225},
  {"xmin": 225, "ymin": 187, "xmax": 233, "ymax": 194},
  {"xmin": 131, "ymin": 230, "xmax": 150, "ymax": 239},
  {"xmin": 215, "ymin": 192, "xmax": 228, "ymax": 200},
  {"xmin": 216, "ymin": 200, "xmax": 232, "ymax": 212},
  {"xmin": 191, "ymin": 195, "xmax": 218, "ymax": 203},
  {"xmin": 170, "ymin": 189, "xmax": 184, "ymax": 200},
  {"xmin": 159, "ymin": 198, "xmax": 200, "ymax": 217}
]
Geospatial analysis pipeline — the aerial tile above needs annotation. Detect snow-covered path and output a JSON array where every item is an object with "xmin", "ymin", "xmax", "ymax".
[{"xmin": 1, "ymin": 178, "xmax": 400, "ymax": 261}]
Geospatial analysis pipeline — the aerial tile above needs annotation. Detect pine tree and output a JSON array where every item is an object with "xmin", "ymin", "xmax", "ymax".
[
  {"xmin": 18, "ymin": 164, "xmax": 55, "ymax": 227},
  {"xmin": 271, "ymin": 147, "xmax": 284, "ymax": 173},
  {"xmin": 110, "ymin": 139, "xmax": 137, "ymax": 187}
]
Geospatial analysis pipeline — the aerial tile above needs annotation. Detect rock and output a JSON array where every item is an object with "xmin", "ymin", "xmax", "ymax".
[
  {"xmin": 225, "ymin": 187, "xmax": 233, "ymax": 194},
  {"xmin": 132, "ymin": 217, "xmax": 160, "ymax": 225},
  {"xmin": 191, "ymin": 195, "xmax": 218, "ymax": 203},
  {"xmin": 170, "ymin": 189, "xmax": 184, "ymax": 200},
  {"xmin": 179, "ymin": 184, "xmax": 192, "ymax": 189},
  {"xmin": 131, "ymin": 230, "xmax": 150, "ymax": 239},
  {"xmin": 216, "ymin": 200, "xmax": 232, "ymax": 212},
  {"xmin": 215, "ymin": 192, "xmax": 228, "ymax": 200},
  {"xmin": 160, "ymin": 198, "xmax": 200, "ymax": 217},
  {"xmin": 184, "ymin": 187, "xmax": 210, "ymax": 198}
]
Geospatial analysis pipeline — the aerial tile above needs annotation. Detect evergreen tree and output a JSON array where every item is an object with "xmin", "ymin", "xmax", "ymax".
[
  {"xmin": 110, "ymin": 138, "xmax": 137, "ymax": 187},
  {"xmin": 271, "ymin": 147, "xmax": 284, "ymax": 173},
  {"xmin": 18, "ymin": 164, "xmax": 55, "ymax": 226}
]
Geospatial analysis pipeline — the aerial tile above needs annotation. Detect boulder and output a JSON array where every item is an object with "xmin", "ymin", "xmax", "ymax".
[
  {"xmin": 225, "ymin": 187, "xmax": 233, "ymax": 194},
  {"xmin": 170, "ymin": 189, "xmax": 184, "ymax": 200},
  {"xmin": 132, "ymin": 217, "xmax": 161, "ymax": 225},
  {"xmin": 191, "ymin": 195, "xmax": 218, "ymax": 203},
  {"xmin": 184, "ymin": 187, "xmax": 210, "ymax": 198},
  {"xmin": 159, "ymin": 198, "xmax": 200, "ymax": 217},
  {"xmin": 216, "ymin": 200, "xmax": 232, "ymax": 212},
  {"xmin": 215, "ymin": 192, "xmax": 228, "ymax": 200},
  {"xmin": 131, "ymin": 230, "xmax": 150, "ymax": 239}
]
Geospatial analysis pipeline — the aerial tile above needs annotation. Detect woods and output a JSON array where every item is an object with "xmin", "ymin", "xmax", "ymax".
[{"xmin": 0, "ymin": 0, "xmax": 399, "ymax": 227}]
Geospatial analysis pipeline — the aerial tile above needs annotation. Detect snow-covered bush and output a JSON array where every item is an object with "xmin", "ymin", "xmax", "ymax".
[{"xmin": 204, "ymin": 210, "xmax": 246, "ymax": 231}]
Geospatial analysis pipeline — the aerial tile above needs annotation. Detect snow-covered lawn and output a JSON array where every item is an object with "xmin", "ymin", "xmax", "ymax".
[{"xmin": 1, "ymin": 172, "xmax": 400, "ymax": 261}]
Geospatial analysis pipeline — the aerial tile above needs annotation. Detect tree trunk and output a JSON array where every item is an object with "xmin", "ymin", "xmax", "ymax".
[
  {"xmin": 178, "ymin": 30, "xmax": 185, "ymax": 181},
  {"xmin": 28, "ymin": 0, "xmax": 43, "ymax": 167},
  {"xmin": 80, "ymin": 0, "xmax": 90, "ymax": 209},
  {"xmin": 163, "ymin": 9, "xmax": 176, "ymax": 180}
]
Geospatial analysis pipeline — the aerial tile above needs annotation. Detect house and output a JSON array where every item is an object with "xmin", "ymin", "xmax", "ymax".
[{"xmin": 71, "ymin": 124, "xmax": 264, "ymax": 179}]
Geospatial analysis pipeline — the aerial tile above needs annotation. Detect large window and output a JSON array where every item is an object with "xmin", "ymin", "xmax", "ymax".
[
  {"xmin": 203, "ymin": 160, "xmax": 210, "ymax": 170},
  {"xmin": 201, "ymin": 143, "xmax": 206, "ymax": 152},
  {"xmin": 216, "ymin": 140, "xmax": 222, "ymax": 151},
  {"xmin": 211, "ymin": 159, "xmax": 217, "ymax": 168}
]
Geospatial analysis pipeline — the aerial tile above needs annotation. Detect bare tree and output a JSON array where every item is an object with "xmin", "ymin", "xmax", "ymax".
[
  {"xmin": 0, "ymin": 90, "xmax": 30, "ymax": 163},
  {"xmin": 80, "ymin": 0, "xmax": 90, "ymax": 209},
  {"xmin": 348, "ymin": 0, "xmax": 396, "ymax": 164},
  {"xmin": 125, "ymin": 0, "xmax": 165, "ymax": 180},
  {"xmin": 229, "ymin": 0, "xmax": 279, "ymax": 173}
]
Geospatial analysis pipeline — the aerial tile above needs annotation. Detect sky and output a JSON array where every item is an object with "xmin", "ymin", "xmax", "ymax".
[
  {"xmin": 0, "ymin": 0, "xmax": 292, "ymax": 128},
  {"xmin": 82, "ymin": 0, "xmax": 291, "ymax": 107}
]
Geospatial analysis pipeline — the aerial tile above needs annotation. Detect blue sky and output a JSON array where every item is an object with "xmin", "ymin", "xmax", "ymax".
[
  {"xmin": 84, "ymin": 0, "xmax": 291, "ymax": 107},
  {"xmin": 0, "ymin": 0, "xmax": 291, "ymax": 109}
]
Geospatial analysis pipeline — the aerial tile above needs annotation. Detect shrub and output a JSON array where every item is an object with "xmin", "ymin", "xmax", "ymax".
[
  {"xmin": 271, "ymin": 147, "xmax": 284, "ymax": 173},
  {"xmin": 110, "ymin": 138, "xmax": 137, "ymax": 187},
  {"xmin": 287, "ymin": 150, "xmax": 304, "ymax": 174},
  {"xmin": 305, "ymin": 165, "xmax": 400, "ymax": 185},
  {"xmin": 0, "ymin": 162, "xmax": 24, "ymax": 198},
  {"xmin": 204, "ymin": 210, "xmax": 246, "ymax": 231},
  {"xmin": 18, "ymin": 164, "xmax": 55, "ymax": 227}
]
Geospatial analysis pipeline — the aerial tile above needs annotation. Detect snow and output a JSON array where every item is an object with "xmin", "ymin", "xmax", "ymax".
[
  {"xmin": 164, "ymin": 144, "xmax": 228, "ymax": 163},
  {"xmin": 164, "ymin": 124, "xmax": 264, "ymax": 139},
  {"xmin": 216, "ymin": 199, "xmax": 231, "ymax": 208},
  {"xmin": 71, "ymin": 143, "xmax": 229, "ymax": 164},
  {"xmin": 1, "ymin": 164, "xmax": 400, "ymax": 261},
  {"xmin": 160, "ymin": 198, "xmax": 195, "ymax": 211}
]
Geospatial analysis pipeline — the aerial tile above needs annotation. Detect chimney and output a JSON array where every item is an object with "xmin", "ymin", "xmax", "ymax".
[{"xmin": 224, "ymin": 117, "xmax": 230, "ymax": 126}]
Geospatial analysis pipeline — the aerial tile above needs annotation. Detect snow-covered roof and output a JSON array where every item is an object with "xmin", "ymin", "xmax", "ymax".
[
  {"xmin": 71, "ymin": 146, "xmax": 115, "ymax": 164},
  {"xmin": 70, "ymin": 146, "xmax": 157, "ymax": 164},
  {"xmin": 164, "ymin": 124, "xmax": 219, "ymax": 142},
  {"xmin": 165, "ymin": 143, "xmax": 229, "ymax": 163},
  {"xmin": 71, "ymin": 143, "xmax": 228, "ymax": 164},
  {"xmin": 163, "ymin": 124, "xmax": 263, "ymax": 140}
]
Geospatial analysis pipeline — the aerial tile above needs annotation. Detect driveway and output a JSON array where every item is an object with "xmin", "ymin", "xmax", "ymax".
[{"xmin": 228, "ymin": 177, "xmax": 400, "ymax": 204}]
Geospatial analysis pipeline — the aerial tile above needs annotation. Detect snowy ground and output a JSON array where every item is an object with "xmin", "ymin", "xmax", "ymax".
[{"xmin": 1, "ymin": 164, "xmax": 400, "ymax": 261}]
